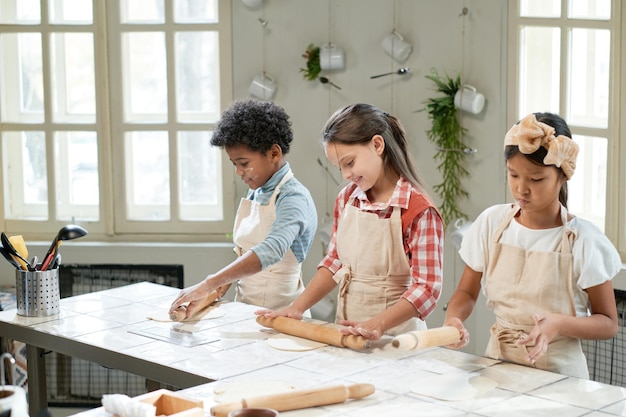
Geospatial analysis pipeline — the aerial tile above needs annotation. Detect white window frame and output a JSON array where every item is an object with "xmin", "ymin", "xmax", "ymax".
[
  {"xmin": 507, "ymin": 0, "xmax": 625, "ymax": 258},
  {"xmin": 0, "ymin": 0, "xmax": 235, "ymax": 240}
]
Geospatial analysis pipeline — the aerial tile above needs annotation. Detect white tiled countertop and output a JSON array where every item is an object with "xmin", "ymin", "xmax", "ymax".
[{"xmin": 2, "ymin": 282, "xmax": 625, "ymax": 417}]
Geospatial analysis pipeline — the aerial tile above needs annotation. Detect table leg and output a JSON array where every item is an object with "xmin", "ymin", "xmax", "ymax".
[{"xmin": 26, "ymin": 344, "xmax": 48, "ymax": 416}]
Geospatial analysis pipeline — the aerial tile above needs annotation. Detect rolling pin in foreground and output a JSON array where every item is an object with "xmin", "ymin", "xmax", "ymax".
[
  {"xmin": 391, "ymin": 326, "xmax": 461, "ymax": 350},
  {"xmin": 169, "ymin": 290, "xmax": 219, "ymax": 322},
  {"xmin": 256, "ymin": 315, "xmax": 371, "ymax": 350},
  {"xmin": 210, "ymin": 383, "xmax": 375, "ymax": 417}
]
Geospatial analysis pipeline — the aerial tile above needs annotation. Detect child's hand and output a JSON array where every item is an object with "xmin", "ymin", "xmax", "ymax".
[
  {"xmin": 443, "ymin": 317, "xmax": 470, "ymax": 349},
  {"xmin": 169, "ymin": 280, "xmax": 215, "ymax": 319},
  {"xmin": 338, "ymin": 320, "xmax": 383, "ymax": 340},
  {"xmin": 254, "ymin": 305, "xmax": 304, "ymax": 320},
  {"xmin": 518, "ymin": 312, "xmax": 559, "ymax": 365}
]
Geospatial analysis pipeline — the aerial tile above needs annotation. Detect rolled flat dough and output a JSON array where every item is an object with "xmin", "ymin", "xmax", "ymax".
[
  {"xmin": 410, "ymin": 372, "xmax": 497, "ymax": 401},
  {"xmin": 146, "ymin": 305, "xmax": 226, "ymax": 322},
  {"xmin": 266, "ymin": 333, "xmax": 328, "ymax": 351},
  {"xmin": 213, "ymin": 379, "xmax": 297, "ymax": 403}
]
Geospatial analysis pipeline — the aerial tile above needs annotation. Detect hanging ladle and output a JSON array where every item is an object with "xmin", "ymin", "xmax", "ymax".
[
  {"xmin": 0, "ymin": 232, "xmax": 33, "ymax": 271},
  {"xmin": 319, "ymin": 77, "xmax": 342, "ymax": 90},
  {"xmin": 370, "ymin": 67, "xmax": 410, "ymax": 79},
  {"xmin": 40, "ymin": 224, "xmax": 88, "ymax": 271}
]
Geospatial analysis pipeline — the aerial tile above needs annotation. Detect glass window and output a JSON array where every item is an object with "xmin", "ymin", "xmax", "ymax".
[
  {"xmin": 568, "ymin": 0, "xmax": 611, "ymax": 20},
  {"xmin": 518, "ymin": 27, "xmax": 560, "ymax": 118},
  {"xmin": 175, "ymin": 31, "xmax": 221, "ymax": 123},
  {"xmin": 567, "ymin": 28, "xmax": 610, "ymax": 128},
  {"xmin": 520, "ymin": 0, "xmax": 561, "ymax": 17},
  {"xmin": 0, "ymin": 0, "xmax": 41, "ymax": 24},
  {"xmin": 2, "ymin": 131, "xmax": 48, "ymax": 219},
  {"xmin": 125, "ymin": 131, "xmax": 170, "ymax": 221},
  {"xmin": 50, "ymin": 33, "xmax": 96, "ymax": 123},
  {"xmin": 0, "ymin": 0, "xmax": 231, "ymax": 238},
  {"xmin": 122, "ymin": 32, "xmax": 168, "ymax": 123},
  {"xmin": 0, "ymin": 33, "xmax": 44, "ymax": 123},
  {"xmin": 568, "ymin": 135, "xmax": 607, "ymax": 231}
]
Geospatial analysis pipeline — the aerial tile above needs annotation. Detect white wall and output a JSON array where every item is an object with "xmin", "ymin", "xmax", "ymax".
[{"xmin": 0, "ymin": 0, "xmax": 508, "ymax": 355}]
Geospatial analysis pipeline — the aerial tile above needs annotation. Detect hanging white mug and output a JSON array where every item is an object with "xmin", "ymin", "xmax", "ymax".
[
  {"xmin": 454, "ymin": 85, "xmax": 485, "ymax": 114},
  {"xmin": 248, "ymin": 73, "xmax": 277, "ymax": 101},
  {"xmin": 320, "ymin": 43, "xmax": 345, "ymax": 71},
  {"xmin": 382, "ymin": 31, "xmax": 413, "ymax": 62}
]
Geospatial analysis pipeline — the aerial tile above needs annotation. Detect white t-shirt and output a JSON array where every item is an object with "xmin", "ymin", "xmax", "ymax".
[{"xmin": 459, "ymin": 204, "xmax": 622, "ymax": 316}]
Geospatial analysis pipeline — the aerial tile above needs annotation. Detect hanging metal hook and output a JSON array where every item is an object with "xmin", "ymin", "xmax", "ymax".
[
  {"xmin": 459, "ymin": 7, "xmax": 469, "ymax": 17},
  {"xmin": 258, "ymin": 18, "xmax": 268, "ymax": 27},
  {"xmin": 437, "ymin": 147, "xmax": 478, "ymax": 155}
]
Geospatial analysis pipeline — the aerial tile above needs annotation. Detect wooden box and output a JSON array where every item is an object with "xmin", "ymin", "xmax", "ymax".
[{"xmin": 124, "ymin": 389, "xmax": 204, "ymax": 417}]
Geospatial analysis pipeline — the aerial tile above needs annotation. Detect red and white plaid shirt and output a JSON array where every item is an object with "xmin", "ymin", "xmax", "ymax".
[{"xmin": 318, "ymin": 177, "xmax": 444, "ymax": 319}]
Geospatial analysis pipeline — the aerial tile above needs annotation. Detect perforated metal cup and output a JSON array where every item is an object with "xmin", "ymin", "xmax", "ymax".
[{"xmin": 15, "ymin": 268, "xmax": 60, "ymax": 317}]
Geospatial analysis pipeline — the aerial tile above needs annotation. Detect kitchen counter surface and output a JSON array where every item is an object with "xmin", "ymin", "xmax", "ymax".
[{"xmin": 2, "ymin": 282, "xmax": 625, "ymax": 416}]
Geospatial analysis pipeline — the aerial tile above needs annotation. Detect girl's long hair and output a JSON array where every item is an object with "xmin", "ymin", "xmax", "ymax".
[{"xmin": 321, "ymin": 103, "xmax": 427, "ymax": 193}]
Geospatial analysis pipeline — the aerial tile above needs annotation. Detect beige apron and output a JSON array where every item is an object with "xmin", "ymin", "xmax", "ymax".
[
  {"xmin": 333, "ymin": 197, "xmax": 427, "ymax": 336},
  {"xmin": 484, "ymin": 204, "xmax": 588, "ymax": 378},
  {"xmin": 232, "ymin": 169, "xmax": 304, "ymax": 310}
]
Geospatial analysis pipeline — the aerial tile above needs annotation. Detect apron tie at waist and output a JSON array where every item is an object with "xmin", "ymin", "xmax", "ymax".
[
  {"xmin": 336, "ymin": 264, "xmax": 352, "ymax": 297},
  {"xmin": 495, "ymin": 326, "xmax": 530, "ymax": 346}
]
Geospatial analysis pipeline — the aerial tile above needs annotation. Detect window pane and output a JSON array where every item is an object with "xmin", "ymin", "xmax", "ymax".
[
  {"xmin": 48, "ymin": 0, "xmax": 92, "ymax": 24},
  {"xmin": 174, "ymin": 0, "xmax": 218, "ymax": 23},
  {"xmin": 175, "ymin": 31, "xmax": 220, "ymax": 123},
  {"xmin": 0, "ymin": 0, "xmax": 40, "ymax": 24},
  {"xmin": 520, "ymin": 0, "xmax": 560, "ymax": 17},
  {"xmin": 568, "ymin": 0, "xmax": 611, "ymax": 20},
  {"xmin": 51, "ymin": 33, "xmax": 96, "ymax": 123},
  {"xmin": 125, "ymin": 131, "xmax": 170, "ymax": 220},
  {"xmin": 568, "ymin": 135, "xmax": 606, "ymax": 232},
  {"xmin": 518, "ymin": 27, "xmax": 560, "ymax": 118},
  {"xmin": 178, "ymin": 131, "xmax": 223, "ymax": 220},
  {"xmin": 122, "ymin": 32, "xmax": 167, "ymax": 123},
  {"xmin": 54, "ymin": 131, "xmax": 99, "ymax": 221},
  {"xmin": 0, "ymin": 33, "xmax": 44, "ymax": 123},
  {"xmin": 568, "ymin": 29, "xmax": 609, "ymax": 128},
  {"xmin": 120, "ymin": 0, "xmax": 164, "ymax": 24},
  {"xmin": 2, "ymin": 131, "xmax": 48, "ymax": 219}
]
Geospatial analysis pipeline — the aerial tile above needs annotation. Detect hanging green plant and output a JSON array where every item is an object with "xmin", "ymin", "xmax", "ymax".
[
  {"xmin": 300, "ymin": 43, "xmax": 321, "ymax": 81},
  {"xmin": 423, "ymin": 68, "xmax": 469, "ymax": 225}
]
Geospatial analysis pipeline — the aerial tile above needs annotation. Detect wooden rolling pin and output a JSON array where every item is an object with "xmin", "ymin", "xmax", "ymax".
[
  {"xmin": 210, "ymin": 383, "xmax": 375, "ymax": 417},
  {"xmin": 256, "ymin": 315, "xmax": 371, "ymax": 350},
  {"xmin": 391, "ymin": 326, "xmax": 461, "ymax": 350},
  {"xmin": 169, "ymin": 290, "xmax": 219, "ymax": 322}
]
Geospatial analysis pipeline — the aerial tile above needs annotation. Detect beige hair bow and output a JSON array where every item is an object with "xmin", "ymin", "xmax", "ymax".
[{"xmin": 504, "ymin": 113, "xmax": 579, "ymax": 179}]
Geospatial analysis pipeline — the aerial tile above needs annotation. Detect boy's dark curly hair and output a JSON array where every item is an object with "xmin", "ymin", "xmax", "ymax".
[{"xmin": 211, "ymin": 99, "xmax": 293, "ymax": 154}]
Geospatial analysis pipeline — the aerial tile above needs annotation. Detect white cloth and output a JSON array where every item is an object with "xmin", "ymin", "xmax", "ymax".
[{"xmin": 459, "ymin": 203, "xmax": 622, "ymax": 317}]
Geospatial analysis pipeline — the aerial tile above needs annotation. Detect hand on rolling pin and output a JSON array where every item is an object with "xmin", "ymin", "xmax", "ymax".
[
  {"xmin": 338, "ymin": 319, "xmax": 382, "ymax": 341},
  {"xmin": 254, "ymin": 304, "xmax": 305, "ymax": 320},
  {"xmin": 442, "ymin": 317, "xmax": 469, "ymax": 348},
  {"xmin": 169, "ymin": 279, "xmax": 217, "ymax": 319}
]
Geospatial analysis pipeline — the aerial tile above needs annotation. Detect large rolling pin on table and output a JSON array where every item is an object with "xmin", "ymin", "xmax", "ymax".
[
  {"xmin": 210, "ymin": 383, "xmax": 375, "ymax": 417},
  {"xmin": 391, "ymin": 326, "xmax": 461, "ymax": 350},
  {"xmin": 256, "ymin": 315, "xmax": 371, "ymax": 350}
]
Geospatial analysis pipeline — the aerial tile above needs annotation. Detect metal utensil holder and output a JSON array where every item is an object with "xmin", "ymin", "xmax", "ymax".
[{"xmin": 15, "ymin": 268, "xmax": 60, "ymax": 316}]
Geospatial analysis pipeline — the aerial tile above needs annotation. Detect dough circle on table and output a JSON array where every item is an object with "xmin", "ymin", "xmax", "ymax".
[
  {"xmin": 146, "ymin": 306, "xmax": 227, "ymax": 322},
  {"xmin": 410, "ymin": 372, "xmax": 497, "ymax": 401},
  {"xmin": 266, "ymin": 333, "xmax": 328, "ymax": 351},
  {"xmin": 213, "ymin": 379, "xmax": 297, "ymax": 403}
]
